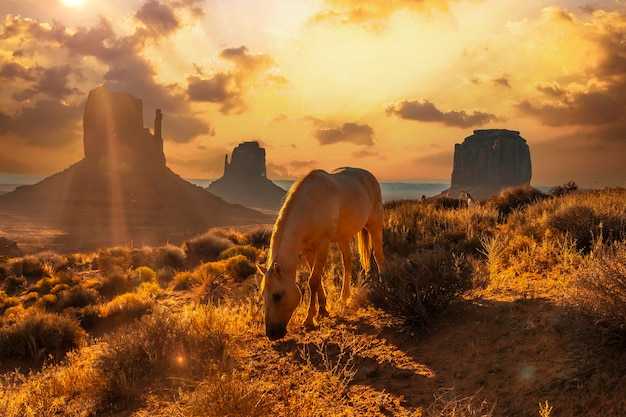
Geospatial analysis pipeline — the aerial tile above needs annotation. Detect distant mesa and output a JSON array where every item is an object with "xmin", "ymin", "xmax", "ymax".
[
  {"xmin": 207, "ymin": 141, "xmax": 287, "ymax": 211},
  {"xmin": 0, "ymin": 87, "xmax": 274, "ymax": 253},
  {"xmin": 442, "ymin": 129, "xmax": 532, "ymax": 199}
]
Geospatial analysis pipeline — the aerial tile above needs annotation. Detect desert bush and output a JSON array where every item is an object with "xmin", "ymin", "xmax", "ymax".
[
  {"xmin": 242, "ymin": 225, "xmax": 273, "ymax": 249},
  {"xmin": 571, "ymin": 240, "xmax": 626, "ymax": 340},
  {"xmin": 219, "ymin": 244, "xmax": 260, "ymax": 262},
  {"xmin": 184, "ymin": 231, "xmax": 234, "ymax": 266},
  {"xmin": 98, "ymin": 266, "xmax": 132, "ymax": 299},
  {"xmin": 369, "ymin": 250, "xmax": 473, "ymax": 327},
  {"xmin": 185, "ymin": 372, "xmax": 273, "ymax": 417},
  {"xmin": 224, "ymin": 254, "xmax": 257, "ymax": 282},
  {"xmin": 10, "ymin": 255, "xmax": 49, "ymax": 280},
  {"xmin": 172, "ymin": 271, "xmax": 203, "ymax": 291},
  {"xmin": 154, "ymin": 243, "xmax": 186, "ymax": 270},
  {"xmin": 133, "ymin": 265, "xmax": 157, "ymax": 284},
  {"xmin": 197, "ymin": 261, "xmax": 226, "ymax": 283},
  {"xmin": 93, "ymin": 246, "xmax": 133, "ymax": 273},
  {"xmin": 548, "ymin": 180, "xmax": 578, "ymax": 197},
  {"xmin": 0, "ymin": 310, "xmax": 86, "ymax": 361},
  {"xmin": 489, "ymin": 184, "xmax": 546, "ymax": 219},
  {"xmin": 546, "ymin": 205, "xmax": 599, "ymax": 252},
  {"xmin": 157, "ymin": 265, "xmax": 177, "ymax": 286},
  {"xmin": 56, "ymin": 284, "xmax": 99, "ymax": 310},
  {"xmin": 137, "ymin": 281, "xmax": 162, "ymax": 298},
  {"xmin": 0, "ymin": 274, "xmax": 26, "ymax": 295},
  {"xmin": 0, "ymin": 290, "xmax": 20, "ymax": 312},
  {"xmin": 100, "ymin": 292, "xmax": 154, "ymax": 319}
]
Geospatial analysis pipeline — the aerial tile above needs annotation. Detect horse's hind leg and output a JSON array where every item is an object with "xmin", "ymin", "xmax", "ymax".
[
  {"xmin": 305, "ymin": 242, "xmax": 329, "ymax": 329},
  {"xmin": 370, "ymin": 225, "xmax": 384, "ymax": 273},
  {"xmin": 337, "ymin": 240, "xmax": 353, "ymax": 302}
]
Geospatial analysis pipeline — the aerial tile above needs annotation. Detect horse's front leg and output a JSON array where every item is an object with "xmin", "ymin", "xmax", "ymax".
[
  {"xmin": 305, "ymin": 242, "xmax": 329, "ymax": 329},
  {"xmin": 337, "ymin": 240, "xmax": 353, "ymax": 302}
]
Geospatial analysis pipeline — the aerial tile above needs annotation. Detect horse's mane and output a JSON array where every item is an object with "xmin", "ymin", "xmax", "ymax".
[{"xmin": 267, "ymin": 170, "xmax": 324, "ymax": 266}]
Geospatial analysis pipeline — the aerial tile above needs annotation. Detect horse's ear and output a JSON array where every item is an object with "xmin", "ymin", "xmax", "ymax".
[{"xmin": 256, "ymin": 264, "xmax": 267, "ymax": 275}]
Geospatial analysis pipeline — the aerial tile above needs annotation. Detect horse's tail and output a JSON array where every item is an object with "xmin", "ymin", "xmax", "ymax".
[{"xmin": 357, "ymin": 227, "xmax": 372, "ymax": 273}]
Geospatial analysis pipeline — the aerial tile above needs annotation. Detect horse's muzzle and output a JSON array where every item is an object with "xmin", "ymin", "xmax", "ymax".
[{"xmin": 266, "ymin": 324, "xmax": 287, "ymax": 340}]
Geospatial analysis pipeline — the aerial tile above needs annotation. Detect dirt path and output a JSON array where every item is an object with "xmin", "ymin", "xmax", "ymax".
[{"xmin": 233, "ymin": 294, "xmax": 625, "ymax": 416}]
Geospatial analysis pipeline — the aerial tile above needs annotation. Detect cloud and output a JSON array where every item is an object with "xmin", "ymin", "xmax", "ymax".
[
  {"xmin": 385, "ymin": 99, "xmax": 498, "ymax": 128},
  {"xmin": 312, "ymin": 0, "xmax": 462, "ymax": 27},
  {"xmin": 0, "ymin": 99, "xmax": 83, "ymax": 147},
  {"xmin": 313, "ymin": 122, "xmax": 375, "ymax": 146},
  {"xmin": 135, "ymin": 0, "xmax": 180, "ymax": 37},
  {"xmin": 516, "ymin": 10, "xmax": 626, "ymax": 129},
  {"xmin": 186, "ymin": 46, "xmax": 283, "ymax": 114}
]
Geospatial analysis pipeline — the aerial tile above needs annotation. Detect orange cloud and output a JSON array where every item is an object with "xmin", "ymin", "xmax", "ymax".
[{"xmin": 385, "ymin": 99, "xmax": 499, "ymax": 128}]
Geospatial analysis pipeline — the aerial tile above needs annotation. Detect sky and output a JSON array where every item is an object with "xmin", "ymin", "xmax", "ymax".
[{"xmin": 1, "ymin": 0, "xmax": 625, "ymax": 188}]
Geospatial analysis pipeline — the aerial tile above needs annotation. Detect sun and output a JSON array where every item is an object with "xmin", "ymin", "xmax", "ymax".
[{"xmin": 60, "ymin": 0, "xmax": 85, "ymax": 6}]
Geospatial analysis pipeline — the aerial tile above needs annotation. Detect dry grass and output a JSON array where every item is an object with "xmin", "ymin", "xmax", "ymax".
[{"xmin": 0, "ymin": 187, "xmax": 625, "ymax": 416}]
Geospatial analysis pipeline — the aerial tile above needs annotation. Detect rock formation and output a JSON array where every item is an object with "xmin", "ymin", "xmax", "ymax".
[
  {"xmin": 207, "ymin": 141, "xmax": 287, "ymax": 211},
  {"xmin": 83, "ymin": 87, "xmax": 165, "ymax": 171},
  {"xmin": 444, "ymin": 129, "xmax": 532, "ymax": 199},
  {"xmin": 0, "ymin": 87, "xmax": 274, "ymax": 253}
]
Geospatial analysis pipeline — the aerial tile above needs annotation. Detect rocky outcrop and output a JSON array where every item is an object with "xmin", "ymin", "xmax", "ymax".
[
  {"xmin": 207, "ymin": 141, "xmax": 287, "ymax": 211},
  {"xmin": 0, "ymin": 236, "xmax": 22, "ymax": 258},
  {"xmin": 443, "ymin": 129, "xmax": 532, "ymax": 199},
  {"xmin": 0, "ymin": 88, "xmax": 274, "ymax": 253},
  {"xmin": 83, "ymin": 86, "xmax": 165, "ymax": 171}
]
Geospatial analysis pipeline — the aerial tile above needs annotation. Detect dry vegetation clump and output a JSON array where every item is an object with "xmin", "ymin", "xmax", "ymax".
[
  {"xmin": 183, "ymin": 231, "xmax": 234, "ymax": 266},
  {"xmin": 0, "ymin": 310, "xmax": 86, "ymax": 361},
  {"xmin": 571, "ymin": 239, "xmax": 626, "ymax": 341},
  {"xmin": 488, "ymin": 184, "xmax": 547, "ymax": 219}
]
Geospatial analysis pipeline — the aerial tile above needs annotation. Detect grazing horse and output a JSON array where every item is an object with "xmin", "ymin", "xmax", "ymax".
[{"xmin": 257, "ymin": 167, "xmax": 384, "ymax": 340}]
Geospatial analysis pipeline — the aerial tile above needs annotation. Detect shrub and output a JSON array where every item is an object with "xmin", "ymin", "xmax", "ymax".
[
  {"xmin": 57, "ymin": 285, "xmax": 99, "ymax": 310},
  {"xmin": 157, "ymin": 266, "xmax": 177, "ymax": 286},
  {"xmin": 154, "ymin": 244, "xmax": 186, "ymax": 270},
  {"xmin": 100, "ymin": 293, "xmax": 154, "ymax": 320},
  {"xmin": 11, "ymin": 255, "xmax": 49, "ymax": 280},
  {"xmin": 489, "ymin": 184, "xmax": 546, "ymax": 219},
  {"xmin": 0, "ymin": 290, "xmax": 20, "ymax": 311},
  {"xmin": 369, "ymin": 250, "xmax": 473, "ymax": 327},
  {"xmin": 183, "ymin": 232, "xmax": 234, "ymax": 266},
  {"xmin": 171, "ymin": 271, "xmax": 202, "ymax": 291},
  {"xmin": 133, "ymin": 266, "xmax": 157, "ymax": 284},
  {"xmin": 242, "ymin": 226, "xmax": 273, "ymax": 249},
  {"xmin": 547, "ymin": 205, "xmax": 598, "ymax": 252},
  {"xmin": 224, "ymin": 255, "xmax": 257, "ymax": 282},
  {"xmin": 572, "ymin": 241, "xmax": 626, "ymax": 340},
  {"xmin": 219, "ymin": 245, "xmax": 260, "ymax": 262},
  {"xmin": 0, "ymin": 274, "xmax": 26, "ymax": 296},
  {"xmin": 0, "ymin": 311, "xmax": 86, "ymax": 361},
  {"xmin": 99, "ymin": 266, "xmax": 132, "ymax": 299},
  {"xmin": 548, "ymin": 180, "xmax": 578, "ymax": 197}
]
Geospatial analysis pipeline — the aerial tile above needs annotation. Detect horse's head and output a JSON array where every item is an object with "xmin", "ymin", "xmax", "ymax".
[{"xmin": 257, "ymin": 262, "xmax": 301, "ymax": 340}]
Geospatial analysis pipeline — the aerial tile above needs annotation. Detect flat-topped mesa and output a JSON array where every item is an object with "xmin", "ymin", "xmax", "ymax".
[
  {"xmin": 448, "ymin": 129, "xmax": 532, "ymax": 199},
  {"xmin": 208, "ymin": 141, "xmax": 287, "ymax": 211},
  {"xmin": 83, "ymin": 86, "xmax": 165, "ymax": 171},
  {"xmin": 224, "ymin": 141, "xmax": 267, "ymax": 178}
]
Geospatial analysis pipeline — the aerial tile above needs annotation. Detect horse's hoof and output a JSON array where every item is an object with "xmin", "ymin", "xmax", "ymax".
[
  {"xmin": 304, "ymin": 321, "xmax": 317, "ymax": 331},
  {"xmin": 318, "ymin": 309, "xmax": 330, "ymax": 318}
]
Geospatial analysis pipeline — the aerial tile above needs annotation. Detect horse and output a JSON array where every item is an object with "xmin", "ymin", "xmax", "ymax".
[{"xmin": 257, "ymin": 167, "xmax": 384, "ymax": 340}]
